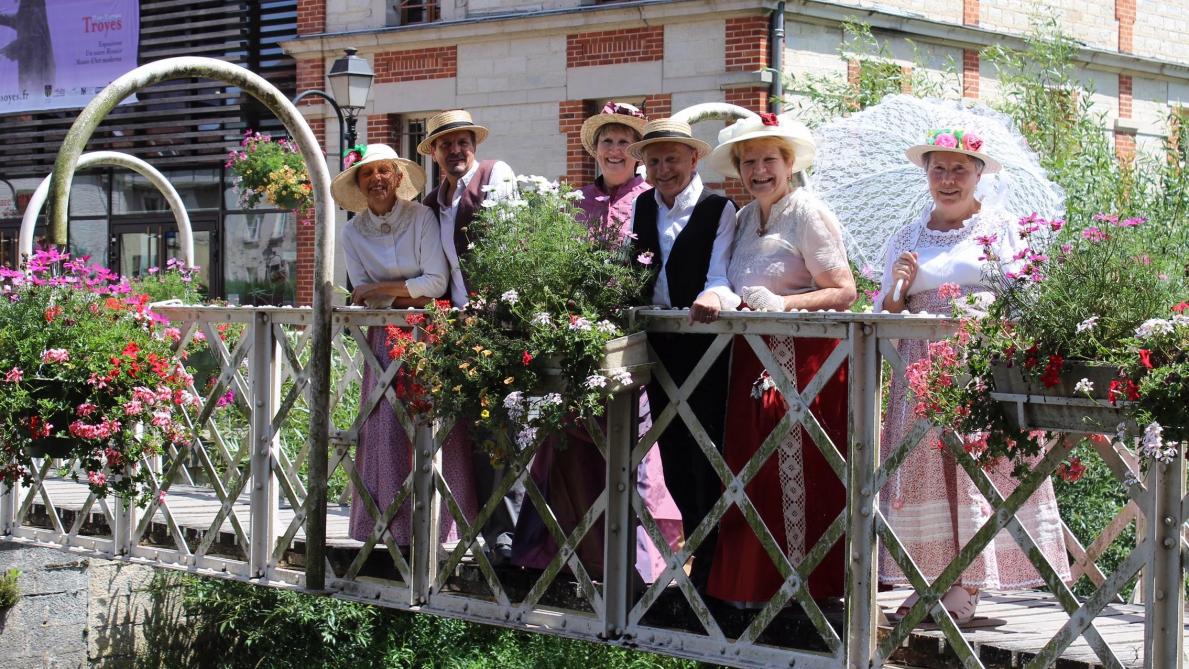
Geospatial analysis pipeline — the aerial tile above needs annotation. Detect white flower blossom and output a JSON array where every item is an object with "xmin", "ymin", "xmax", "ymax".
[
  {"xmin": 506, "ymin": 197, "xmax": 528, "ymax": 208},
  {"xmin": 515, "ymin": 425, "xmax": 539, "ymax": 449},
  {"xmin": 531, "ymin": 312, "xmax": 552, "ymax": 326},
  {"xmin": 584, "ymin": 374, "xmax": 608, "ymax": 389},
  {"xmin": 1073, "ymin": 378, "xmax": 1094, "ymax": 394},
  {"xmin": 608, "ymin": 368, "xmax": 633, "ymax": 386},
  {"xmin": 542, "ymin": 393, "xmax": 563, "ymax": 406},
  {"xmin": 501, "ymin": 289, "xmax": 519, "ymax": 305},
  {"xmin": 504, "ymin": 391, "xmax": 525, "ymax": 421},
  {"xmin": 1115, "ymin": 422, "xmax": 1130, "ymax": 444},
  {"xmin": 563, "ymin": 190, "xmax": 585, "ymax": 201},
  {"xmin": 481, "ymin": 199, "xmax": 501, "ymax": 208},
  {"xmin": 480, "ymin": 184, "xmax": 498, "ymax": 193},
  {"xmin": 1141, "ymin": 421, "xmax": 1166, "ymax": 460},
  {"xmin": 595, "ymin": 320, "xmax": 619, "ymax": 335},
  {"xmin": 569, "ymin": 316, "xmax": 592, "ymax": 331},
  {"xmin": 1075, "ymin": 316, "xmax": 1099, "ymax": 333},
  {"xmin": 1136, "ymin": 318, "xmax": 1175, "ymax": 339}
]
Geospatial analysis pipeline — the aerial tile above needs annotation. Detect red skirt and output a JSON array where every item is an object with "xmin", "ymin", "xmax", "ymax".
[{"xmin": 706, "ymin": 335, "xmax": 849, "ymax": 602}]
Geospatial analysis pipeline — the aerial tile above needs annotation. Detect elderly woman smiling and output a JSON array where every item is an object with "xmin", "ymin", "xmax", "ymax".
[
  {"xmin": 701, "ymin": 113, "xmax": 857, "ymax": 605},
  {"xmin": 332, "ymin": 144, "xmax": 477, "ymax": 547},
  {"xmin": 878, "ymin": 129, "xmax": 1070, "ymax": 624}
]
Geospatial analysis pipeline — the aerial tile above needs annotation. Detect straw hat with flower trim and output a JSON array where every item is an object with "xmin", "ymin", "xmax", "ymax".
[
  {"xmin": 330, "ymin": 144, "xmax": 427, "ymax": 212},
  {"xmin": 626, "ymin": 118, "xmax": 712, "ymax": 162},
  {"xmin": 905, "ymin": 128, "xmax": 1001, "ymax": 173},
  {"xmin": 416, "ymin": 110, "xmax": 490, "ymax": 156},
  {"xmin": 579, "ymin": 102, "xmax": 648, "ymax": 158},
  {"xmin": 705, "ymin": 112, "xmax": 817, "ymax": 179}
]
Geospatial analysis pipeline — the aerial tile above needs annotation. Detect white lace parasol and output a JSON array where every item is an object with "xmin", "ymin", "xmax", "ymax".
[{"xmin": 809, "ymin": 95, "xmax": 1065, "ymax": 271}]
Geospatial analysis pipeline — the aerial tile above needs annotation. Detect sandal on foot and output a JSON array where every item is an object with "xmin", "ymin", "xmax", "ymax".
[{"xmin": 940, "ymin": 586, "xmax": 980, "ymax": 624}]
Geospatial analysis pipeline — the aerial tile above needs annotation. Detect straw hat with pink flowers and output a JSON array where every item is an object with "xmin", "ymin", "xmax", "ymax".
[{"xmin": 905, "ymin": 128, "xmax": 1002, "ymax": 173}]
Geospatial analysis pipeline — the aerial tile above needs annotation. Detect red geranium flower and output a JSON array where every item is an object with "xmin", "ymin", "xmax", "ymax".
[
  {"xmin": 521, "ymin": 350, "xmax": 533, "ymax": 366},
  {"xmin": 1173, "ymin": 301, "xmax": 1189, "ymax": 314},
  {"xmin": 1040, "ymin": 354, "xmax": 1064, "ymax": 388},
  {"xmin": 1138, "ymin": 348, "xmax": 1154, "ymax": 369}
]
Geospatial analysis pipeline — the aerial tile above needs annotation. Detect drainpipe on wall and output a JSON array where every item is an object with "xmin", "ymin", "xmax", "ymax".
[{"xmin": 770, "ymin": 1, "xmax": 785, "ymax": 113}]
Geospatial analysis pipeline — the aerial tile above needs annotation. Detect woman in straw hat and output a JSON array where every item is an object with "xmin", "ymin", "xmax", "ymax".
[
  {"xmin": 701, "ymin": 113, "xmax": 857, "ymax": 606},
  {"xmin": 573, "ymin": 102, "xmax": 650, "ymax": 233},
  {"xmin": 513, "ymin": 103, "xmax": 684, "ymax": 584},
  {"xmin": 333, "ymin": 143, "xmax": 478, "ymax": 546},
  {"xmin": 878, "ymin": 130, "xmax": 1069, "ymax": 623}
]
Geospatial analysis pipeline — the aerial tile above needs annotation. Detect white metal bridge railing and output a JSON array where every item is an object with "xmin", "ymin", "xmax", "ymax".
[{"xmin": 0, "ymin": 305, "xmax": 1184, "ymax": 669}]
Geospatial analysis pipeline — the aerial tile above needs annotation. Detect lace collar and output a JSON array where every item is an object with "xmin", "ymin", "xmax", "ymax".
[
  {"xmin": 912, "ymin": 201, "xmax": 1009, "ymax": 246},
  {"xmin": 352, "ymin": 200, "xmax": 412, "ymax": 237}
]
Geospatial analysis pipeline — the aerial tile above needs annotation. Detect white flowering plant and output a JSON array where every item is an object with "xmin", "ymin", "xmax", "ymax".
[
  {"xmin": 388, "ymin": 177, "xmax": 652, "ymax": 463},
  {"xmin": 0, "ymin": 251, "xmax": 200, "ymax": 505}
]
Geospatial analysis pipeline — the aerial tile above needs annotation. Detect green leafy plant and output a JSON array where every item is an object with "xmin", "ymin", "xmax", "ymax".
[
  {"xmin": 225, "ymin": 130, "xmax": 312, "ymax": 213},
  {"xmin": 777, "ymin": 21, "xmax": 960, "ymax": 127},
  {"xmin": 389, "ymin": 177, "xmax": 652, "ymax": 463},
  {"xmin": 0, "ymin": 568, "xmax": 20, "ymax": 609},
  {"xmin": 0, "ymin": 251, "xmax": 199, "ymax": 505}
]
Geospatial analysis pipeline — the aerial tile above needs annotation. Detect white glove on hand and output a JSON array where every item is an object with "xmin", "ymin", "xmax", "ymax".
[{"xmin": 742, "ymin": 286, "xmax": 785, "ymax": 312}]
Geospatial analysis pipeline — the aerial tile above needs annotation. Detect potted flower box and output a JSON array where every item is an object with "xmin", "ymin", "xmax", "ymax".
[{"xmin": 988, "ymin": 362, "xmax": 1133, "ymax": 434}]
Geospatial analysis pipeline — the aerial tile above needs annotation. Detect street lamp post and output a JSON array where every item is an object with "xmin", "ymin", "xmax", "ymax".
[{"xmin": 292, "ymin": 47, "xmax": 375, "ymax": 171}]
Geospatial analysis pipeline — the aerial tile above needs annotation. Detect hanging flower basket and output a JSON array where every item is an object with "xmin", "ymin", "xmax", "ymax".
[
  {"xmin": 537, "ymin": 332, "xmax": 652, "ymax": 394},
  {"xmin": 20, "ymin": 379, "xmax": 90, "ymax": 458},
  {"xmin": 988, "ymin": 361, "xmax": 1134, "ymax": 434}
]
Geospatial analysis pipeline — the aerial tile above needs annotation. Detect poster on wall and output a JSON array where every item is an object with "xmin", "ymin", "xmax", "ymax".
[{"xmin": 0, "ymin": 0, "xmax": 138, "ymax": 113}]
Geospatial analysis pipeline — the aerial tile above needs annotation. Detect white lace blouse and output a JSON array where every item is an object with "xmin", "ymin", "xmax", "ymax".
[
  {"xmin": 341, "ymin": 199, "xmax": 449, "ymax": 300},
  {"xmin": 877, "ymin": 203, "xmax": 1027, "ymax": 307},
  {"xmin": 725, "ymin": 188, "xmax": 850, "ymax": 307}
]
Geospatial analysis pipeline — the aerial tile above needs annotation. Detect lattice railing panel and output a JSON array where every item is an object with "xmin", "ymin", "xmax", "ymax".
[{"xmin": 5, "ymin": 307, "xmax": 1186, "ymax": 668}]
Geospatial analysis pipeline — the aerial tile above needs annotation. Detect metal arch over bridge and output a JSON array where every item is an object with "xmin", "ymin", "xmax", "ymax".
[{"xmin": 1, "ymin": 57, "xmax": 1187, "ymax": 669}]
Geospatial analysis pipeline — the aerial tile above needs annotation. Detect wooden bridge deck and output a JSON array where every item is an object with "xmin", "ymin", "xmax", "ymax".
[{"xmin": 18, "ymin": 478, "xmax": 1185, "ymax": 669}]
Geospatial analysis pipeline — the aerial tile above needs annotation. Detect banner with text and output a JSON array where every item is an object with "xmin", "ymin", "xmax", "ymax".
[{"xmin": 0, "ymin": 0, "xmax": 138, "ymax": 113}]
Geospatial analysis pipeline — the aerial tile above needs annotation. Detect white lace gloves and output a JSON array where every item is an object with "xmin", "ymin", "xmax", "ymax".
[{"xmin": 742, "ymin": 286, "xmax": 785, "ymax": 312}]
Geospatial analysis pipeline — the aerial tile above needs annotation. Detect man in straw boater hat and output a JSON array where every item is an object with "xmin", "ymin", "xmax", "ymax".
[
  {"xmin": 417, "ymin": 109, "xmax": 523, "ymax": 564},
  {"xmin": 627, "ymin": 117, "xmax": 738, "ymax": 588}
]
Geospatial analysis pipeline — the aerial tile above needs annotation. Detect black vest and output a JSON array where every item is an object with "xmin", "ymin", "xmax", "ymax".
[{"xmin": 632, "ymin": 189, "xmax": 730, "ymax": 309}]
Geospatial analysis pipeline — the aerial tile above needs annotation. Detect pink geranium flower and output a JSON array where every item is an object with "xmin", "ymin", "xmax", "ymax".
[
  {"xmin": 937, "ymin": 283, "xmax": 963, "ymax": 300},
  {"xmin": 5, "ymin": 367, "xmax": 23, "ymax": 383},
  {"xmin": 41, "ymin": 348, "xmax": 70, "ymax": 363}
]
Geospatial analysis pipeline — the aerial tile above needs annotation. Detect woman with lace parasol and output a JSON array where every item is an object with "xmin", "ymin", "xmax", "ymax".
[
  {"xmin": 878, "ymin": 130, "xmax": 1071, "ymax": 624},
  {"xmin": 701, "ymin": 112, "xmax": 857, "ymax": 605}
]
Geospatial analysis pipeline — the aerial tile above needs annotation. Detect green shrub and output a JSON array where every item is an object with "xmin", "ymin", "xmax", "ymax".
[{"xmin": 0, "ymin": 568, "xmax": 20, "ymax": 609}]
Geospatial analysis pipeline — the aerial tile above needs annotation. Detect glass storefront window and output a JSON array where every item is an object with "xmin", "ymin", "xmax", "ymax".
[
  {"xmin": 113, "ymin": 169, "xmax": 220, "ymax": 214},
  {"xmin": 68, "ymin": 218, "xmax": 109, "ymax": 266},
  {"xmin": 164, "ymin": 229, "xmax": 213, "ymax": 293},
  {"xmin": 223, "ymin": 212, "xmax": 297, "ymax": 306},
  {"xmin": 70, "ymin": 173, "xmax": 110, "ymax": 216}
]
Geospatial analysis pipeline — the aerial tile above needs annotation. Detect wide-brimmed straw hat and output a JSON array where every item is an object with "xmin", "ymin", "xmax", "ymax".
[
  {"xmin": 580, "ymin": 102, "xmax": 648, "ymax": 158},
  {"xmin": 905, "ymin": 128, "xmax": 1002, "ymax": 173},
  {"xmin": 416, "ymin": 110, "xmax": 490, "ymax": 156},
  {"xmin": 626, "ymin": 118, "xmax": 712, "ymax": 162},
  {"xmin": 330, "ymin": 144, "xmax": 427, "ymax": 212},
  {"xmin": 705, "ymin": 112, "xmax": 817, "ymax": 179}
]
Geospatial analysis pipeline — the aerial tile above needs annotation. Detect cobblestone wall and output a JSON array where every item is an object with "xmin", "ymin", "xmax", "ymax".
[{"xmin": 0, "ymin": 545, "xmax": 188, "ymax": 669}]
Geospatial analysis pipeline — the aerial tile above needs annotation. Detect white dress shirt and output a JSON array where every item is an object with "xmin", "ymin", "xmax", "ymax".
[
  {"xmin": 342, "ymin": 199, "xmax": 449, "ymax": 301},
  {"xmin": 437, "ymin": 159, "xmax": 517, "ymax": 306},
  {"xmin": 631, "ymin": 173, "xmax": 739, "ymax": 308}
]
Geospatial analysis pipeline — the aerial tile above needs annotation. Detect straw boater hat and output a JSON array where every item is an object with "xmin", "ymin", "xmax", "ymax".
[
  {"xmin": 705, "ymin": 112, "xmax": 817, "ymax": 179},
  {"xmin": 626, "ymin": 118, "xmax": 713, "ymax": 162},
  {"xmin": 416, "ymin": 110, "xmax": 490, "ymax": 156},
  {"xmin": 905, "ymin": 128, "xmax": 1002, "ymax": 173},
  {"xmin": 330, "ymin": 144, "xmax": 427, "ymax": 212},
  {"xmin": 579, "ymin": 102, "xmax": 648, "ymax": 158}
]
